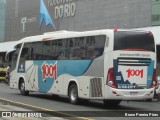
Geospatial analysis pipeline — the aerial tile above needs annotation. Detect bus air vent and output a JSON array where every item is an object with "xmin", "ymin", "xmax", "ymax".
[{"xmin": 90, "ymin": 78, "xmax": 102, "ymax": 97}]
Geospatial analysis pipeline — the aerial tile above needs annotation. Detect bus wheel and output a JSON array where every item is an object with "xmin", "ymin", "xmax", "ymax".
[
  {"xmin": 69, "ymin": 84, "xmax": 79, "ymax": 104},
  {"xmin": 19, "ymin": 80, "xmax": 29, "ymax": 96},
  {"xmin": 103, "ymin": 100, "xmax": 121, "ymax": 106}
]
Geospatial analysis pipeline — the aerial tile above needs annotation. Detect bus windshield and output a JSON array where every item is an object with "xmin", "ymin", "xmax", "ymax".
[
  {"xmin": 11, "ymin": 44, "xmax": 21, "ymax": 71},
  {"xmin": 114, "ymin": 31, "xmax": 155, "ymax": 52}
]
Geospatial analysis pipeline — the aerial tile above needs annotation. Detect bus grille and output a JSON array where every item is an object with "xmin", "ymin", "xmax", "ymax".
[{"xmin": 90, "ymin": 78, "xmax": 102, "ymax": 97}]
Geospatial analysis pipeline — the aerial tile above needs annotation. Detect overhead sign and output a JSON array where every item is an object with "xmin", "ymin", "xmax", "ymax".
[
  {"xmin": 48, "ymin": 0, "xmax": 76, "ymax": 19},
  {"xmin": 21, "ymin": 17, "xmax": 36, "ymax": 32}
]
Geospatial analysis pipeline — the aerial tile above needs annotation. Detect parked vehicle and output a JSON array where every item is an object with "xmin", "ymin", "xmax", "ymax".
[{"xmin": 0, "ymin": 64, "xmax": 7, "ymax": 81}]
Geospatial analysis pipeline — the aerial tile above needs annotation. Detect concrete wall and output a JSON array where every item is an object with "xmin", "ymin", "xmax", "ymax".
[{"xmin": 5, "ymin": 0, "xmax": 152, "ymax": 42}]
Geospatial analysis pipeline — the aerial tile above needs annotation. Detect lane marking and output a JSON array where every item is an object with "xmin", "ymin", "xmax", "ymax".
[
  {"xmin": 0, "ymin": 108, "xmax": 10, "ymax": 111},
  {"xmin": 0, "ymin": 98, "xmax": 92, "ymax": 120}
]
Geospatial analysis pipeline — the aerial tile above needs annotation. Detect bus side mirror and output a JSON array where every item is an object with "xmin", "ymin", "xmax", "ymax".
[{"xmin": 5, "ymin": 53, "xmax": 9, "ymax": 62}]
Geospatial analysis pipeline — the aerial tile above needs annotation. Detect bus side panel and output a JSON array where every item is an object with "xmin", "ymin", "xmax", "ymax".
[
  {"xmin": 82, "ymin": 56, "xmax": 104, "ymax": 99},
  {"xmin": 10, "ymin": 70, "xmax": 19, "ymax": 89},
  {"xmin": 63, "ymin": 76, "xmax": 99, "ymax": 99},
  {"xmin": 25, "ymin": 61, "xmax": 38, "ymax": 91},
  {"xmin": 24, "ymin": 60, "xmax": 69, "ymax": 95},
  {"xmin": 25, "ymin": 60, "xmax": 94, "ymax": 95},
  {"xmin": 58, "ymin": 56, "xmax": 104, "ymax": 98},
  {"xmin": 24, "ymin": 56, "xmax": 104, "ymax": 99},
  {"xmin": 25, "ymin": 60, "xmax": 59, "ymax": 93}
]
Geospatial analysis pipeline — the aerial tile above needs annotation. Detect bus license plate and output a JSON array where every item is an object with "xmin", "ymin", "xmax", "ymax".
[{"xmin": 130, "ymin": 92, "xmax": 138, "ymax": 95}]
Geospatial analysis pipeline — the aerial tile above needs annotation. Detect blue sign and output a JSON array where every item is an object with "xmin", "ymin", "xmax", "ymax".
[{"xmin": 40, "ymin": 0, "xmax": 56, "ymax": 30}]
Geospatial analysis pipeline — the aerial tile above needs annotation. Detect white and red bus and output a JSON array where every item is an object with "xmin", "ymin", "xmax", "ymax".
[{"xmin": 8, "ymin": 29, "xmax": 156, "ymax": 105}]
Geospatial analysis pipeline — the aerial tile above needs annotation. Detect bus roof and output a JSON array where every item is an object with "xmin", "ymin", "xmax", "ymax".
[
  {"xmin": 15, "ymin": 29, "xmax": 151, "ymax": 45},
  {"xmin": 15, "ymin": 29, "xmax": 113, "ymax": 45}
]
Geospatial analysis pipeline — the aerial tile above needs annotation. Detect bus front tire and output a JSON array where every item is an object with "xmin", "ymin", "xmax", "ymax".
[
  {"xmin": 19, "ymin": 80, "xmax": 29, "ymax": 96},
  {"xmin": 69, "ymin": 84, "xmax": 79, "ymax": 104},
  {"xmin": 103, "ymin": 100, "xmax": 121, "ymax": 106}
]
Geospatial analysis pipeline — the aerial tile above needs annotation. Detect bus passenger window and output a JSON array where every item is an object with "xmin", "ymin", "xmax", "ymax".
[
  {"xmin": 21, "ymin": 48, "xmax": 29, "ymax": 60},
  {"xmin": 86, "ymin": 37, "xmax": 95, "ymax": 59},
  {"xmin": 85, "ymin": 35, "xmax": 105, "ymax": 59},
  {"xmin": 58, "ymin": 51, "xmax": 68, "ymax": 60}
]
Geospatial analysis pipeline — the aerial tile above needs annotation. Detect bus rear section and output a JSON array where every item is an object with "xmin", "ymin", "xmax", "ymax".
[{"xmin": 104, "ymin": 30, "xmax": 156, "ymax": 101}]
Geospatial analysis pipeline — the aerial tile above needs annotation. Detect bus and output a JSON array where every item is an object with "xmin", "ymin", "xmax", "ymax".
[{"xmin": 9, "ymin": 29, "xmax": 156, "ymax": 106}]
